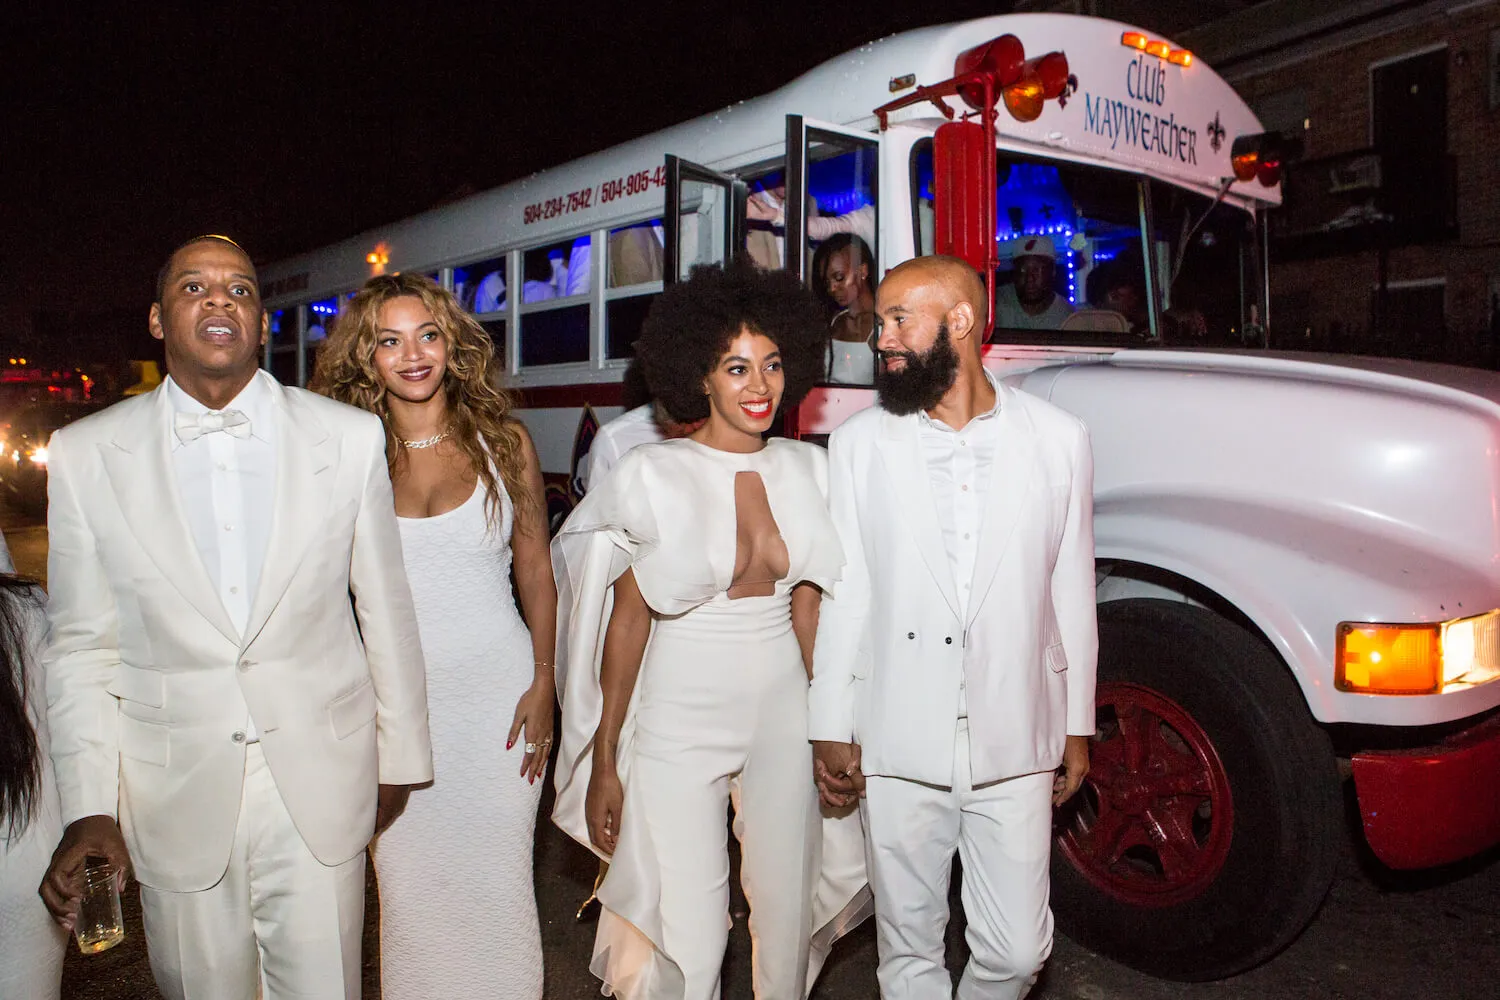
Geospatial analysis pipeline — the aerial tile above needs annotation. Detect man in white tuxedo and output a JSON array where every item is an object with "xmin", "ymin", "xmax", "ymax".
[
  {"xmin": 809, "ymin": 256, "xmax": 1096, "ymax": 999},
  {"xmin": 38, "ymin": 235, "xmax": 432, "ymax": 1000}
]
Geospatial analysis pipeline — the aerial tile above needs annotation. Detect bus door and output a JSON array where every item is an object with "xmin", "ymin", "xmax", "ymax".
[
  {"xmin": 785, "ymin": 115, "xmax": 881, "ymax": 392},
  {"xmin": 784, "ymin": 115, "xmax": 880, "ymax": 288},
  {"xmin": 663, "ymin": 156, "xmax": 747, "ymax": 284}
]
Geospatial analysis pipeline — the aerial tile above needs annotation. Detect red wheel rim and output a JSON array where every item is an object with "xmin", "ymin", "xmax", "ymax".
[{"xmin": 1055, "ymin": 681, "xmax": 1234, "ymax": 908}]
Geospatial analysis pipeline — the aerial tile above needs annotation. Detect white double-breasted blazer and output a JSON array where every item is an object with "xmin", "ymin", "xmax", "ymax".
[
  {"xmin": 808, "ymin": 382, "xmax": 1097, "ymax": 788},
  {"xmin": 42, "ymin": 373, "xmax": 432, "ymax": 891}
]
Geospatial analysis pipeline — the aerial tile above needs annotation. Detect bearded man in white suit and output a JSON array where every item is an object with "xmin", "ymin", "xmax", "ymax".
[
  {"xmin": 38, "ymin": 235, "xmax": 432, "ymax": 1000},
  {"xmin": 809, "ymin": 256, "xmax": 1096, "ymax": 999}
]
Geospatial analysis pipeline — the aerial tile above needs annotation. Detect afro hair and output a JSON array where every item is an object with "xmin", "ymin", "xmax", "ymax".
[{"xmin": 634, "ymin": 257, "xmax": 829, "ymax": 423}]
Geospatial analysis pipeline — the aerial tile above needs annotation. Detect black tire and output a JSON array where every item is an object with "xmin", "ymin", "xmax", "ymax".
[{"xmin": 1051, "ymin": 598, "xmax": 1341, "ymax": 980}]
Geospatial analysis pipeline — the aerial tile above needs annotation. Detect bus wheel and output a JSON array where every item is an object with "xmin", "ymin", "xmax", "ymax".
[{"xmin": 1051, "ymin": 598, "xmax": 1341, "ymax": 981}]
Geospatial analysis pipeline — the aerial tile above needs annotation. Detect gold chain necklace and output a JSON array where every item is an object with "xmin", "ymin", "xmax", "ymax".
[{"xmin": 397, "ymin": 428, "xmax": 450, "ymax": 449}]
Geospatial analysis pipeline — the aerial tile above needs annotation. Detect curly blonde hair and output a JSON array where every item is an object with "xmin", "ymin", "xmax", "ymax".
[{"xmin": 311, "ymin": 273, "xmax": 534, "ymax": 532}]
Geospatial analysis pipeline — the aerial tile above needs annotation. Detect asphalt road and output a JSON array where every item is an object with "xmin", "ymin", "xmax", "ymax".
[{"xmin": 5, "ymin": 497, "xmax": 1497, "ymax": 999}]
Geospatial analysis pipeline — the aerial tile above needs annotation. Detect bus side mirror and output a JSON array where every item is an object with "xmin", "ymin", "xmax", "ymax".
[{"xmin": 932, "ymin": 121, "xmax": 995, "ymax": 274}]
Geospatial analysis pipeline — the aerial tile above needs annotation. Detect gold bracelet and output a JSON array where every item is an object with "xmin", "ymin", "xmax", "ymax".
[{"xmin": 535, "ymin": 661, "xmax": 555, "ymax": 669}]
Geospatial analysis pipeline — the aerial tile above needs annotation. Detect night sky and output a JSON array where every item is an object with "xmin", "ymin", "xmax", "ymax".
[{"xmin": 5, "ymin": 1, "xmax": 1034, "ymax": 362}]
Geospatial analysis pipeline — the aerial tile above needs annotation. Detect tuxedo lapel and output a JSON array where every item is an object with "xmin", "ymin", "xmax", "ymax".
[
  {"xmin": 966, "ymin": 385, "xmax": 1038, "ymax": 629},
  {"xmin": 100, "ymin": 387, "xmax": 240, "ymax": 645},
  {"xmin": 876, "ymin": 409, "xmax": 961, "ymax": 619},
  {"xmin": 242, "ymin": 381, "xmax": 336, "ymax": 648}
]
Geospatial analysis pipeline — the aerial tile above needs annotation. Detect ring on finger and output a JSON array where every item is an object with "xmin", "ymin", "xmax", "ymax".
[{"xmin": 524, "ymin": 742, "xmax": 538, "ymax": 754}]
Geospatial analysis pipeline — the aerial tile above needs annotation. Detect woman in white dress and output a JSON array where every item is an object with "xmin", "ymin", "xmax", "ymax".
[
  {"xmin": 0, "ymin": 568, "xmax": 67, "ymax": 999},
  {"xmin": 553, "ymin": 260, "xmax": 869, "ymax": 999},
  {"xmin": 811, "ymin": 234, "xmax": 877, "ymax": 386},
  {"xmin": 314, "ymin": 274, "xmax": 557, "ymax": 999}
]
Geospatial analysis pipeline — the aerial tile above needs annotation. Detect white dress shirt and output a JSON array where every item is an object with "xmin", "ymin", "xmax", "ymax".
[
  {"xmin": 579, "ymin": 404, "xmax": 662, "ymax": 492},
  {"xmin": 165, "ymin": 372, "xmax": 277, "ymax": 739},
  {"xmin": 918, "ymin": 370, "xmax": 1003, "ymax": 716}
]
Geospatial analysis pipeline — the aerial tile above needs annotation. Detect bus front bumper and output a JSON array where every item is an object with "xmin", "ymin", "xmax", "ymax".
[{"xmin": 1351, "ymin": 710, "xmax": 1500, "ymax": 869}]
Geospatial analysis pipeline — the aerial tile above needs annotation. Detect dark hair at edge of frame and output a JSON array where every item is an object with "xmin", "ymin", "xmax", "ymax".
[
  {"xmin": 154, "ymin": 234, "xmax": 253, "ymax": 304},
  {"xmin": 633, "ymin": 257, "xmax": 828, "ymax": 424},
  {"xmin": 0, "ymin": 575, "xmax": 44, "ymax": 839},
  {"xmin": 810, "ymin": 233, "xmax": 874, "ymax": 316}
]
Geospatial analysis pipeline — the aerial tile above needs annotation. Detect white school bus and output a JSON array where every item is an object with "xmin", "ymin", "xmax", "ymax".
[{"xmin": 260, "ymin": 13, "xmax": 1500, "ymax": 981}]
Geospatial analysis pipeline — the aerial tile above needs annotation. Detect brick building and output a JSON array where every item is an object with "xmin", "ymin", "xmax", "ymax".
[{"xmin": 1022, "ymin": 0, "xmax": 1500, "ymax": 364}]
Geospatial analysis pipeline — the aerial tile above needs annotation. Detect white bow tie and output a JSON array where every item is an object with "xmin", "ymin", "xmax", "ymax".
[{"xmin": 175, "ymin": 409, "xmax": 252, "ymax": 444}]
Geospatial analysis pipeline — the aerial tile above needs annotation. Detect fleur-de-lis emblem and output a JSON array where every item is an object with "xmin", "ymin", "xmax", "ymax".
[{"xmin": 1207, "ymin": 112, "xmax": 1226, "ymax": 154}]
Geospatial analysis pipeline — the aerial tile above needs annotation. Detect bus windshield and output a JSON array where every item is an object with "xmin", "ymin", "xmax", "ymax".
[{"xmin": 914, "ymin": 141, "xmax": 1264, "ymax": 349}]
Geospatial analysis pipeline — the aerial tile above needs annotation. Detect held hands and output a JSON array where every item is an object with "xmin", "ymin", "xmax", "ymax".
[
  {"xmin": 812, "ymin": 740, "xmax": 865, "ymax": 809},
  {"xmin": 585, "ymin": 753, "xmax": 624, "ymax": 857},
  {"xmin": 508, "ymin": 674, "xmax": 556, "ymax": 785},
  {"xmin": 39, "ymin": 815, "xmax": 131, "ymax": 929},
  {"xmin": 1053, "ymin": 734, "xmax": 1091, "ymax": 806}
]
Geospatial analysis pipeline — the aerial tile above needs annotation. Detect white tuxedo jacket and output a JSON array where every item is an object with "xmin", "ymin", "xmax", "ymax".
[
  {"xmin": 809, "ymin": 383, "xmax": 1097, "ymax": 788},
  {"xmin": 43, "ymin": 373, "xmax": 432, "ymax": 891}
]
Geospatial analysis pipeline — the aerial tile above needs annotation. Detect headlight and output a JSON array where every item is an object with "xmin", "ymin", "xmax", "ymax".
[
  {"xmin": 28, "ymin": 446, "xmax": 47, "ymax": 466},
  {"xmin": 1336, "ymin": 610, "xmax": 1500, "ymax": 694}
]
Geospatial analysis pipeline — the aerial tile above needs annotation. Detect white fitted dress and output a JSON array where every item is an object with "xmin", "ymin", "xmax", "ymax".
[
  {"xmin": 375, "ymin": 477, "xmax": 545, "ymax": 998},
  {"xmin": 553, "ymin": 438, "xmax": 870, "ymax": 1000}
]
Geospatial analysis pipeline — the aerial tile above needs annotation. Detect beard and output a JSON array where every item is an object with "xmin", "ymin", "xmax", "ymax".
[{"xmin": 875, "ymin": 323, "xmax": 960, "ymax": 416}]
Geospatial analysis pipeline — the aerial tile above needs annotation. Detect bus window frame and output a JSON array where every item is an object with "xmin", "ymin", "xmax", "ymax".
[
  {"xmin": 603, "ymin": 212, "xmax": 667, "ymax": 365},
  {"xmin": 514, "ymin": 234, "xmax": 594, "ymax": 374}
]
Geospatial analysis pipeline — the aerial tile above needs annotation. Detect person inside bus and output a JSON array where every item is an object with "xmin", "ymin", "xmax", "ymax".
[
  {"xmin": 812, "ymin": 233, "xmax": 877, "ymax": 385},
  {"xmin": 993, "ymin": 235, "xmax": 1074, "ymax": 331},
  {"xmin": 312, "ymin": 273, "xmax": 558, "ymax": 1000},
  {"xmin": 608, "ymin": 223, "xmax": 665, "ymax": 287},
  {"xmin": 0, "ymin": 559, "xmax": 67, "ymax": 1000},
  {"xmin": 523, "ymin": 247, "xmax": 561, "ymax": 304},
  {"xmin": 747, "ymin": 183, "xmax": 877, "ymax": 267},
  {"xmin": 1088, "ymin": 253, "xmax": 1150, "ymax": 336},
  {"xmin": 552, "ymin": 259, "xmax": 868, "ymax": 1000}
]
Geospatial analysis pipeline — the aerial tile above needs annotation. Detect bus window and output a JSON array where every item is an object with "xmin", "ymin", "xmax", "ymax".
[
  {"xmin": 676, "ymin": 178, "xmax": 729, "ymax": 279},
  {"xmin": 305, "ymin": 297, "xmax": 340, "ymax": 376},
  {"xmin": 519, "ymin": 240, "xmax": 591, "ymax": 368},
  {"xmin": 268, "ymin": 307, "xmax": 299, "ymax": 385},
  {"xmin": 1147, "ymin": 180, "xmax": 1259, "ymax": 348},
  {"xmin": 454, "ymin": 256, "xmax": 507, "ymax": 315},
  {"xmin": 480, "ymin": 319, "xmax": 506, "ymax": 366},
  {"xmin": 913, "ymin": 141, "xmax": 1150, "ymax": 343},
  {"xmin": 519, "ymin": 306, "xmax": 588, "ymax": 367},
  {"xmin": 606, "ymin": 219, "xmax": 664, "ymax": 360},
  {"xmin": 608, "ymin": 220, "xmax": 664, "ymax": 288}
]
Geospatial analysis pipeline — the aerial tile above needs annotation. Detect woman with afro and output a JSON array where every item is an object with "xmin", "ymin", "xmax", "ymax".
[{"xmin": 552, "ymin": 259, "xmax": 869, "ymax": 998}]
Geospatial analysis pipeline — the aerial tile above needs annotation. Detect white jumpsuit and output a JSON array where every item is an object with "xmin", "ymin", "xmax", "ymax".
[{"xmin": 552, "ymin": 438, "xmax": 869, "ymax": 999}]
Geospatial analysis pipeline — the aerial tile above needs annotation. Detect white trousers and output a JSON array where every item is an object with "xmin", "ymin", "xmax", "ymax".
[
  {"xmin": 611, "ymin": 598, "xmax": 816, "ymax": 999},
  {"xmin": 140, "ymin": 744, "xmax": 366, "ymax": 1000},
  {"xmin": 862, "ymin": 722, "xmax": 1054, "ymax": 1000}
]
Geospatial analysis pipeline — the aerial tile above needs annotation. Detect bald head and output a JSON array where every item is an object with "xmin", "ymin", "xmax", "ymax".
[{"xmin": 878, "ymin": 255, "xmax": 989, "ymax": 355}]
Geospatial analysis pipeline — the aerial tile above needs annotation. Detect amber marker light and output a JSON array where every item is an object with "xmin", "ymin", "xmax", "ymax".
[
  {"xmin": 1338, "ymin": 623, "xmax": 1440, "ymax": 693},
  {"xmin": 1146, "ymin": 40, "xmax": 1171, "ymax": 60},
  {"xmin": 1168, "ymin": 49, "xmax": 1193, "ymax": 67},
  {"xmin": 1337, "ymin": 611, "xmax": 1500, "ymax": 694},
  {"xmin": 1121, "ymin": 31, "xmax": 1148, "ymax": 50}
]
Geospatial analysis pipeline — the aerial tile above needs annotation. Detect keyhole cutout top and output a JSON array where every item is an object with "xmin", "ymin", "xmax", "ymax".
[{"xmin": 728, "ymin": 470, "xmax": 790, "ymax": 600}]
